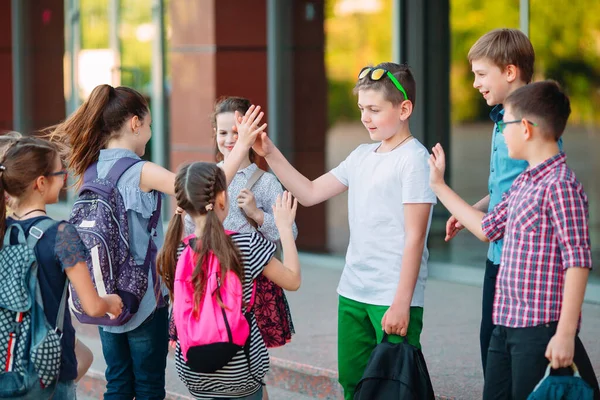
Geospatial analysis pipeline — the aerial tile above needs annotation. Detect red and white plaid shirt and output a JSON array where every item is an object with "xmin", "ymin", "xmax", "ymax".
[{"xmin": 482, "ymin": 152, "xmax": 592, "ymax": 328}]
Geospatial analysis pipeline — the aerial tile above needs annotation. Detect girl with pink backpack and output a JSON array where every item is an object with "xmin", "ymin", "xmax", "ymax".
[{"xmin": 156, "ymin": 157, "xmax": 301, "ymax": 398}]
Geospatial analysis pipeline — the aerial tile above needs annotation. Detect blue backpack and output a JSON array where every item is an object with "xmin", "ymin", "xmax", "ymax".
[
  {"xmin": 0, "ymin": 219, "xmax": 68, "ymax": 397},
  {"xmin": 528, "ymin": 364, "xmax": 594, "ymax": 400},
  {"xmin": 68, "ymin": 157, "xmax": 163, "ymax": 326}
]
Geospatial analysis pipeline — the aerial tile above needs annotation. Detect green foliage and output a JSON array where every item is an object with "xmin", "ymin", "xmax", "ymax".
[
  {"xmin": 326, "ymin": 0, "xmax": 600, "ymax": 124},
  {"xmin": 80, "ymin": 0, "xmax": 168, "ymax": 94}
]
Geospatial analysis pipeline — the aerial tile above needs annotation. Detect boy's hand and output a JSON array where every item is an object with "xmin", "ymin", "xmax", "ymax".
[
  {"xmin": 237, "ymin": 189, "xmax": 260, "ymax": 220},
  {"xmin": 273, "ymin": 191, "xmax": 298, "ymax": 231},
  {"xmin": 545, "ymin": 332, "xmax": 575, "ymax": 369},
  {"xmin": 381, "ymin": 303, "xmax": 409, "ymax": 337},
  {"xmin": 253, "ymin": 131, "xmax": 275, "ymax": 158},
  {"xmin": 234, "ymin": 105, "xmax": 267, "ymax": 149},
  {"xmin": 428, "ymin": 143, "xmax": 447, "ymax": 187},
  {"xmin": 445, "ymin": 215, "xmax": 464, "ymax": 241}
]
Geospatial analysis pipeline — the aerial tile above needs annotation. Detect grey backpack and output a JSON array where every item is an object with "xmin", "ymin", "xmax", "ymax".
[{"xmin": 0, "ymin": 219, "xmax": 68, "ymax": 397}]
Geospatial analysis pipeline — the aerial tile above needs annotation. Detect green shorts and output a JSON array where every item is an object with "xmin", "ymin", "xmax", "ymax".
[{"xmin": 337, "ymin": 295, "xmax": 424, "ymax": 400}]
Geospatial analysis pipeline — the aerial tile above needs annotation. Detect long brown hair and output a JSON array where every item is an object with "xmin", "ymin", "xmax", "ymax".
[
  {"xmin": 211, "ymin": 96, "xmax": 256, "ymax": 164},
  {"xmin": 46, "ymin": 84, "xmax": 148, "ymax": 186},
  {"xmin": 0, "ymin": 134, "xmax": 59, "ymax": 241},
  {"xmin": 156, "ymin": 162, "xmax": 244, "ymax": 311}
]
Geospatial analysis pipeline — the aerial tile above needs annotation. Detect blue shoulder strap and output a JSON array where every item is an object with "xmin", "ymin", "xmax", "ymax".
[
  {"xmin": 26, "ymin": 218, "xmax": 70, "ymax": 333},
  {"xmin": 26, "ymin": 218, "xmax": 58, "ymax": 249}
]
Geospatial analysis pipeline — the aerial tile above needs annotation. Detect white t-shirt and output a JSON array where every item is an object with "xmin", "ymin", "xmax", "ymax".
[{"xmin": 330, "ymin": 139, "xmax": 437, "ymax": 307}]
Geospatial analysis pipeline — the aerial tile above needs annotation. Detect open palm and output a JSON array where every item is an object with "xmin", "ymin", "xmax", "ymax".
[{"xmin": 428, "ymin": 143, "xmax": 447, "ymax": 186}]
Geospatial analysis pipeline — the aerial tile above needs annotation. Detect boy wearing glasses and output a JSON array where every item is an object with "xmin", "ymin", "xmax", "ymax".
[
  {"xmin": 444, "ymin": 29, "xmax": 565, "ymax": 375},
  {"xmin": 241, "ymin": 62, "xmax": 436, "ymax": 399},
  {"xmin": 429, "ymin": 81, "xmax": 599, "ymax": 399}
]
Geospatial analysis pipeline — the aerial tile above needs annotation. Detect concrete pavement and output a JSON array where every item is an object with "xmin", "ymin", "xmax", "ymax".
[{"xmin": 75, "ymin": 253, "xmax": 600, "ymax": 399}]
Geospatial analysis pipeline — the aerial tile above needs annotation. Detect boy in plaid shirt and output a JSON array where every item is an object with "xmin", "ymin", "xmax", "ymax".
[{"xmin": 428, "ymin": 81, "xmax": 599, "ymax": 400}]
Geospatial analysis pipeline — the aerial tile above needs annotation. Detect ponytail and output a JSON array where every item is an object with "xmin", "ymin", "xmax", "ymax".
[
  {"xmin": 192, "ymin": 208, "xmax": 243, "ymax": 311},
  {"xmin": 156, "ymin": 162, "xmax": 244, "ymax": 313},
  {"xmin": 156, "ymin": 212, "xmax": 184, "ymax": 301},
  {"xmin": 46, "ymin": 84, "xmax": 148, "ymax": 186}
]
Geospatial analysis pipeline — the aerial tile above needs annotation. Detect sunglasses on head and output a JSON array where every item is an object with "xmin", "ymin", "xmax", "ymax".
[{"xmin": 358, "ymin": 67, "xmax": 408, "ymax": 101}]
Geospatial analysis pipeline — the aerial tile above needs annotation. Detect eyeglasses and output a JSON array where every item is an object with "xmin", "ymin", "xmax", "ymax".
[
  {"xmin": 358, "ymin": 67, "xmax": 408, "ymax": 101},
  {"xmin": 47, "ymin": 170, "xmax": 68, "ymax": 181},
  {"xmin": 497, "ymin": 119, "xmax": 538, "ymax": 134}
]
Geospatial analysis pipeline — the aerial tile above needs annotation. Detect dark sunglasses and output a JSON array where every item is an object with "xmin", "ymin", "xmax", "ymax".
[
  {"xmin": 358, "ymin": 67, "xmax": 408, "ymax": 101},
  {"xmin": 497, "ymin": 119, "xmax": 538, "ymax": 134}
]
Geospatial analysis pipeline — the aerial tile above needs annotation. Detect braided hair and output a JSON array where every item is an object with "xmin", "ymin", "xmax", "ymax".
[{"xmin": 156, "ymin": 162, "xmax": 244, "ymax": 310}]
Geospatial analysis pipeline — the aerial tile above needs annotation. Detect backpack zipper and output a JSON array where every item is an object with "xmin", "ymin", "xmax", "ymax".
[
  {"xmin": 77, "ymin": 228, "xmax": 114, "ymax": 280},
  {"xmin": 73, "ymin": 199, "xmax": 129, "ymax": 248}
]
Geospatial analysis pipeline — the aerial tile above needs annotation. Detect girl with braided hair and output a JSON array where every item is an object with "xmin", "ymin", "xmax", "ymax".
[
  {"xmin": 183, "ymin": 98, "xmax": 297, "ymax": 399},
  {"xmin": 157, "ymin": 161, "xmax": 301, "ymax": 399}
]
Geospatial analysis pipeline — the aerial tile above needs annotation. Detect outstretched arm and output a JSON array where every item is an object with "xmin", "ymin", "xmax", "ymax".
[
  {"xmin": 429, "ymin": 144, "xmax": 488, "ymax": 242},
  {"xmin": 253, "ymin": 132, "xmax": 347, "ymax": 206}
]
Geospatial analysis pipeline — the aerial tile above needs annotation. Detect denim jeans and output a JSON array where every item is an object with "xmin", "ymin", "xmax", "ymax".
[
  {"xmin": 483, "ymin": 322, "xmax": 600, "ymax": 400},
  {"xmin": 480, "ymin": 259, "xmax": 499, "ymax": 377},
  {"xmin": 12, "ymin": 380, "xmax": 76, "ymax": 400},
  {"xmin": 99, "ymin": 306, "xmax": 169, "ymax": 400}
]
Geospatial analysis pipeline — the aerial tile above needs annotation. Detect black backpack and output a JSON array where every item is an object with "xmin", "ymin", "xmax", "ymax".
[{"xmin": 354, "ymin": 334, "xmax": 435, "ymax": 400}]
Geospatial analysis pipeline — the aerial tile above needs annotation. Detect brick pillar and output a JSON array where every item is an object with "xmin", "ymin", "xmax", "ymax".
[
  {"xmin": 0, "ymin": 0, "xmax": 65, "ymax": 132},
  {"xmin": 169, "ymin": 0, "xmax": 268, "ymax": 169},
  {"xmin": 0, "ymin": 2, "xmax": 13, "ymax": 130},
  {"xmin": 169, "ymin": 1, "xmax": 327, "ymax": 252},
  {"xmin": 291, "ymin": 2, "xmax": 327, "ymax": 252}
]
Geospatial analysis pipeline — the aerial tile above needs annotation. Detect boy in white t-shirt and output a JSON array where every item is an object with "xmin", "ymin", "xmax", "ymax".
[{"xmin": 238, "ymin": 62, "xmax": 436, "ymax": 400}]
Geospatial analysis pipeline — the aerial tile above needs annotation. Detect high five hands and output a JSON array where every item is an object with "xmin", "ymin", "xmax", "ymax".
[
  {"xmin": 234, "ymin": 105, "xmax": 267, "ymax": 150},
  {"xmin": 234, "ymin": 105, "xmax": 275, "ymax": 157}
]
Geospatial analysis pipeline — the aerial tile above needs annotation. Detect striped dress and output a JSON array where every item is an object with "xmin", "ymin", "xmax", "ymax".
[{"xmin": 174, "ymin": 232, "xmax": 275, "ymax": 399}]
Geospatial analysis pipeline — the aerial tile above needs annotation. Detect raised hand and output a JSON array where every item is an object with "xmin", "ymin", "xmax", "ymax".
[
  {"xmin": 428, "ymin": 143, "xmax": 447, "ymax": 187},
  {"xmin": 273, "ymin": 191, "xmax": 298, "ymax": 231},
  {"xmin": 234, "ymin": 105, "xmax": 267, "ymax": 149}
]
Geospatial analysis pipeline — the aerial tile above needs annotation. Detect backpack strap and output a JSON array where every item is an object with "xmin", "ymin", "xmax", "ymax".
[
  {"xmin": 244, "ymin": 168, "xmax": 265, "ymax": 191},
  {"xmin": 105, "ymin": 157, "xmax": 144, "ymax": 185},
  {"xmin": 24, "ymin": 218, "xmax": 70, "ymax": 333},
  {"xmin": 26, "ymin": 218, "xmax": 58, "ymax": 249},
  {"xmin": 243, "ymin": 168, "xmax": 265, "ymax": 229},
  {"xmin": 144, "ymin": 192, "xmax": 165, "ymax": 307},
  {"xmin": 55, "ymin": 280, "xmax": 69, "ymax": 335},
  {"xmin": 80, "ymin": 158, "xmax": 143, "ymax": 196}
]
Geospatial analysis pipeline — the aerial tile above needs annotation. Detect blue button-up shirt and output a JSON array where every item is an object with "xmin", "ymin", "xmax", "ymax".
[{"xmin": 487, "ymin": 105, "xmax": 563, "ymax": 264}]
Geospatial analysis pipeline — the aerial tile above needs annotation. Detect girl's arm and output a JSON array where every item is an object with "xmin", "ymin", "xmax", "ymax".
[
  {"xmin": 140, "ymin": 162, "xmax": 176, "ymax": 196},
  {"xmin": 57, "ymin": 223, "xmax": 122, "ymax": 318},
  {"xmin": 66, "ymin": 262, "xmax": 123, "ymax": 317},
  {"xmin": 261, "ymin": 192, "xmax": 301, "ymax": 290}
]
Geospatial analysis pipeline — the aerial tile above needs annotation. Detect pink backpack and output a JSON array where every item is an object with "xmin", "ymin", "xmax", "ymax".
[{"xmin": 173, "ymin": 232, "xmax": 256, "ymax": 373}]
